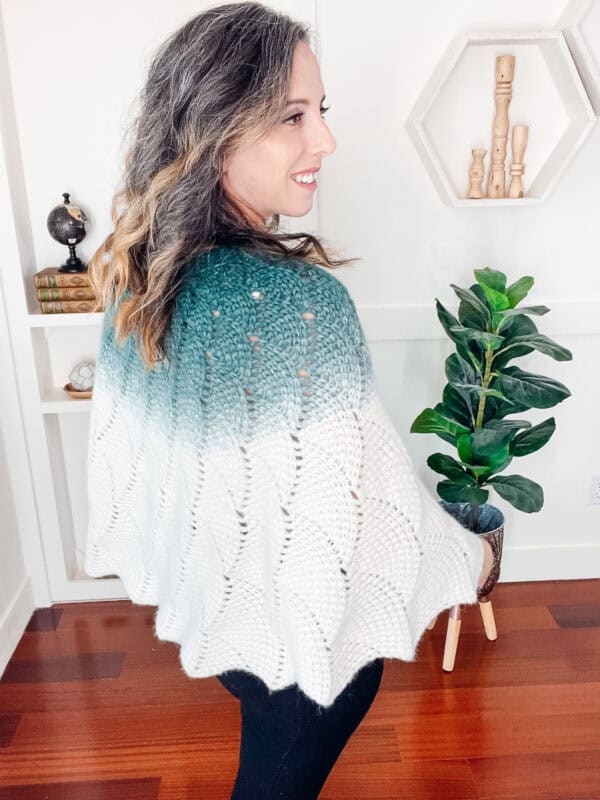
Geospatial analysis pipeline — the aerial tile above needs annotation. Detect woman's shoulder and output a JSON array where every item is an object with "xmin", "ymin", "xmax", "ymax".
[{"xmin": 179, "ymin": 244, "xmax": 354, "ymax": 308}]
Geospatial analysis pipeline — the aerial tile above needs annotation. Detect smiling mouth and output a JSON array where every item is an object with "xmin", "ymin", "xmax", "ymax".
[{"xmin": 291, "ymin": 175, "xmax": 318, "ymax": 188}]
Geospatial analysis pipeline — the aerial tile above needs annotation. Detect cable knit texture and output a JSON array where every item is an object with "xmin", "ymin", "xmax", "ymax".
[{"xmin": 85, "ymin": 244, "xmax": 485, "ymax": 707}]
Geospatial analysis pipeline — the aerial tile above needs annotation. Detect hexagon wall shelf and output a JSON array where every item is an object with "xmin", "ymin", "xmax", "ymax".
[
  {"xmin": 406, "ymin": 30, "xmax": 596, "ymax": 207},
  {"xmin": 559, "ymin": 0, "xmax": 600, "ymax": 115}
]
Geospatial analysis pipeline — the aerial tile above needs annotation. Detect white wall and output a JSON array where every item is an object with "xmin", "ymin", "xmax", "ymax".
[{"xmin": 1, "ymin": 0, "xmax": 598, "ymax": 595}]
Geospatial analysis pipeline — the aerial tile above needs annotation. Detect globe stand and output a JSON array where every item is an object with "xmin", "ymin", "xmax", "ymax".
[{"xmin": 58, "ymin": 243, "xmax": 86, "ymax": 273}]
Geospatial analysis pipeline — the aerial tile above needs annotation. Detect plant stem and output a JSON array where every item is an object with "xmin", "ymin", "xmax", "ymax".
[{"xmin": 475, "ymin": 347, "xmax": 494, "ymax": 429}]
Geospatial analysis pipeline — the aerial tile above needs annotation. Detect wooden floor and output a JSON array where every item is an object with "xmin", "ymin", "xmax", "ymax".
[{"xmin": 1, "ymin": 579, "xmax": 599, "ymax": 799}]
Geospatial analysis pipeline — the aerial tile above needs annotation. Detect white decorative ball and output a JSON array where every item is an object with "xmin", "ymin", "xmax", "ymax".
[{"xmin": 69, "ymin": 359, "xmax": 95, "ymax": 391}]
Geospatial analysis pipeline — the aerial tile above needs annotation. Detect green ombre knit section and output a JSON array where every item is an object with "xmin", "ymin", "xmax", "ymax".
[{"xmin": 94, "ymin": 246, "xmax": 375, "ymax": 450}]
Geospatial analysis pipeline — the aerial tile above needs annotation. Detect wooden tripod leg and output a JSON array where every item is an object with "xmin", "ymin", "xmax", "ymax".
[
  {"xmin": 479, "ymin": 597, "xmax": 498, "ymax": 640},
  {"xmin": 442, "ymin": 604, "xmax": 462, "ymax": 672}
]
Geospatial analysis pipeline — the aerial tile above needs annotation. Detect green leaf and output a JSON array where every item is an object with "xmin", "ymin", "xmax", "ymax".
[
  {"xmin": 468, "ymin": 427, "xmax": 515, "ymax": 467},
  {"xmin": 457, "ymin": 432, "xmax": 473, "ymax": 463},
  {"xmin": 435, "ymin": 299, "xmax": 484, "ymax": 374},
  {"xmin": 482, "ymin": 394, "xmax": 532, "ymax": 422},
  {"xmin": 506, "ymin": 276, "xmax": 534, "ymax": 307},
  {"xmin": 435, "ymin": 299, "xmax": 461, "ymax": 339},
  {"xmin": 468, "ymin": 464, "xmax": 498, "ymax": 480},
  {"xmin": 512, "ymin": 418, "xmax": 556, "ymax": 456},
  {"xmin": 429, "ymin": 409, "xmax": 461, "ymax": 445},
  {"xmin": 458, "ymin": 283, "xmax": 491, "ymax": 330},
  {"xmin": 492, "ymin": 366, "xmax": 571, "ymax": 409},
  {"xmin": 499, "ymin": 313, "xmax": 539, "ymax": 338},
  {"xmin": 494, "ymin": 305, "xmax": 549, "ymax": 335},
  {"xmin": 484, "ymin": 419, "xmax": 532, "ymax": 434},
  {"xmin": 472, "ymin": 425, "xmax": 514, "ymax": 458},
  {"xmin": 496, "ymin": 333, "xmax": 573, "ymax": 362},
  {"xmin": 492, "ymin": 314, "xmax": 539, "ymax": 369},
  {"xmin": 439, "ymin": 385, "xmax": 474, "ymax": 427},
  {"xmin": 459, "ymin": 345, "xmax": 484, "ymax": 376},
  {"xmin": 437, "ymin": 480, "xmax": 489, "ymax": 505},
  {"xmin": 487, "ymin": 474, "xmax": 544, "ymax": 512},
  {"xmin": 426, "ymin": 453, "xmax": 473, "ymax": 482},
  {"xmin": 478, "ymin": 433, "xmax": 515, "ymax": 475},
  {"xmin": 474, "ymin": 267, "xmax": 507, "ymax": 294},
  {"xmin": 445, "ymin": 352, "xmax": 477, "ymax": 386},
  {"xmin": 410, "ymin": 408, "xmax": 472, "ymax": 439},
  {"xmin": 478, "ymin": 284, "xmax": 510, "ymax": 312},
  {"xmin": 455, "ymin": 428, "xmax": 515, "ymax": 479},
  {"xmin": 449, "ymin": 326, "xmax": 505, "ymax": 350},
  {"xmin": 451, "ymin": 284, "xmax": 491, "ymax": 326}
]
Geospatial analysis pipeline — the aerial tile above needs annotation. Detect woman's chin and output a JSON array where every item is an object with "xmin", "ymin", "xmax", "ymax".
[{"xmin": 279, "ymin": 198, "xmax": 315, "ymax": 218}]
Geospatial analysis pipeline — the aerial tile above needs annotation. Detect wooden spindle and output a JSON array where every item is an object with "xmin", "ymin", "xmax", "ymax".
[
  {"xmin": 508, "ymin": 124, "xmax": 529, "ymax": 198},
  {"xmin": 486, "ymin": 54, "xmax": 515, "ymax": 198},
  {"xmin": 467, "ymin": 148, "xmax": 487, "ymax": 198}
]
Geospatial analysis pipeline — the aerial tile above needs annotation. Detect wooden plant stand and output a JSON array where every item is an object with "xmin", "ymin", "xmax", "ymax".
[{"xmin": 426, "ymin": 598, "xmax": 497, "ymax": 671}]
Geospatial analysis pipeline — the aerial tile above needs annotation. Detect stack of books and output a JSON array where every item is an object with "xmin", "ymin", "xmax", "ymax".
[{"xmin": 33, "ymin": 267, "xmax": 102, "ymax": 314}]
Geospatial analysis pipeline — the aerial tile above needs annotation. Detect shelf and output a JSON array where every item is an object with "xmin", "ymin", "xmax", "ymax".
[
  {"xmin": 68, "ymin": 568, "xmax": 128, "ymax": 601},
  {"xmin": 40, "ymin": 386, "xmax": 93, "ymax": 414},
  {"xmin": 560, "ymin": 0, "xmax": 600, "ymax": 114},
  {"xmin": 28, "ymin": 311, "xmax": 104, "ymax": 327},
  {"xmin": 406, "ymin": 30, "xmax": 596, "ymax": 206}
]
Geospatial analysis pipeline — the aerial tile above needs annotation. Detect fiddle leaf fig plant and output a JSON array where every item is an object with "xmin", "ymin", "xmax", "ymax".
[{"xmin": 410, "ymin": 267, "xmax": 572, "ymax": 531}]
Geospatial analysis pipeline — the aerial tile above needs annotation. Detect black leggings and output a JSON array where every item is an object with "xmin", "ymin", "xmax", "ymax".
[{"xmin": 217, "ymin": 657, "xmax": 385, "ymax": 799}]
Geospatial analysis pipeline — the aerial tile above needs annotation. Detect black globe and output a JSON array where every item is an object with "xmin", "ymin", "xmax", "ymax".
[{"xmin": 47, "ymin": 192, "xmax": 87, "ymax": 246}]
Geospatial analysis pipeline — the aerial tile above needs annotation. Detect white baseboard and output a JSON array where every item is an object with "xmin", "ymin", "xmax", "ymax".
[
  {"xmin": 500, "ymin": 543, "xmax": 600, "ymax": 582},
  {"xmin": 0, "ymin": 576, "xmax": 34, "ymax": 677}
]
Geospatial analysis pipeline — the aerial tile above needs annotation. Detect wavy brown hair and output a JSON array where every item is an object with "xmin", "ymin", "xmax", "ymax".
[{"xmin": 88, "ymin": 1, "xmax": 360, "ymax": 370}]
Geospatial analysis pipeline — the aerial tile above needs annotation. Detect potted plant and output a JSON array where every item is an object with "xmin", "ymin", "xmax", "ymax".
[{"xmin": 410, "ymin": 267, "xmax": 573, "ymax": 599}]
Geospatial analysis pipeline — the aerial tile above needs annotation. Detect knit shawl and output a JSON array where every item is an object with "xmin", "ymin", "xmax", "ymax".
[{"xmin": 85, "ymin": 245, "xmax": 484, "ymax": 707}]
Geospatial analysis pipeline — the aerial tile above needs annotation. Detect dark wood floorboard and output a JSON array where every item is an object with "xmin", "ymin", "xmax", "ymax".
[{"xmin": 0, "ymin": 579, "xmax": 598, "ymax": 799}]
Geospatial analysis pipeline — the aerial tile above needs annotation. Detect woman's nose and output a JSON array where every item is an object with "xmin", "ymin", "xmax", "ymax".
[{"xmin": 314, "ymin": 120, "xmax": 336, "ymax": 156}]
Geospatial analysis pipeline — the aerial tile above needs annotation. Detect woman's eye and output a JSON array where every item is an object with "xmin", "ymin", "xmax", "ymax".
[{"xmin": 285, "ymin": 105, "xmax": 331, "ymax": 125}]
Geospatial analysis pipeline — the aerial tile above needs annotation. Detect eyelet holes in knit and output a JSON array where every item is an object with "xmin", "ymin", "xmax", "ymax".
[
  {"xmin": 250, "ymin": 290, "xmax": 263, "ymax": 300},
  {"xmin": 247, "ymin": 333, "xmax": 261, "ymax": 352},
  {"xmin": 298, "ymin": 366, "xmax": 312, "ymax": 396},
  {"xmin": 212, "ymin": 310, "xmax": 220, "ymax": 317}
]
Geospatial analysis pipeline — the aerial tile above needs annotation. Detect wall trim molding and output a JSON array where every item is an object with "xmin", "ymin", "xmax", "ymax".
[
  {"xmin": 500, "ymin": 543, "xmax": 600, "ymax": 582},
  {"xmin": 0, "ymin": 576, "xmax": 33, "ymax": 677},
  {"xmin": 356, "ymin": 299, "xmax": 600, "ymax": 341}
]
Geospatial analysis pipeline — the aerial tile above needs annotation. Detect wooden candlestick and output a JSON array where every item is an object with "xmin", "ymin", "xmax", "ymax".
[
  {"xmin": 508, "ymin": 124, "xmax": 529, "ymax": 198},
  {"xmin": 467, "ymin": 148, "xmax": 487, "ymax": 198},
  {"xmin": 486, "ymin": 54, "xmax": 515, "ymax": 198}
]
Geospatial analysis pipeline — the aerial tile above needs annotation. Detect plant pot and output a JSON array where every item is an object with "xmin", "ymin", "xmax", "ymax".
[{"xmin": 439, "ymin": 500, "xmax": 504, "ymax": 599}]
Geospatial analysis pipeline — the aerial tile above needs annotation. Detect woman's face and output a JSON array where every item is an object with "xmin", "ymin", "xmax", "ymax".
[{"xmin": 222, "ymin": 40, "xmax": 336, "ymax": 227}]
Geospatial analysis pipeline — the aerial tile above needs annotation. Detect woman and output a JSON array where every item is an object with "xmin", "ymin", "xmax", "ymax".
[{"xmin": 85, "ymin": 3, "xmax": 496, "ymax": 798}]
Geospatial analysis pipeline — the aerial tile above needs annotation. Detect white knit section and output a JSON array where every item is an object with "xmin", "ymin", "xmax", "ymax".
[{"xmin": 85, "ymin": 382, "xmax": 484, "ymax": 708}]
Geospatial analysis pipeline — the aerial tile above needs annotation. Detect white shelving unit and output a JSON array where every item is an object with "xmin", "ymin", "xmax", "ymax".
[
  {"xmin": 23, "ymin": 310, "xmax": 126, "ymax": 601},
  {"xmin": 28, "ymin": 311, "xmax": 103, "ymax": 327},
  {"xmin": 406, "ymin": 30, "xmax": 596, "ymax": 206},
  {"xmin": 559, "ymin": 0, "xmax": 600, "ymax": 115}
]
